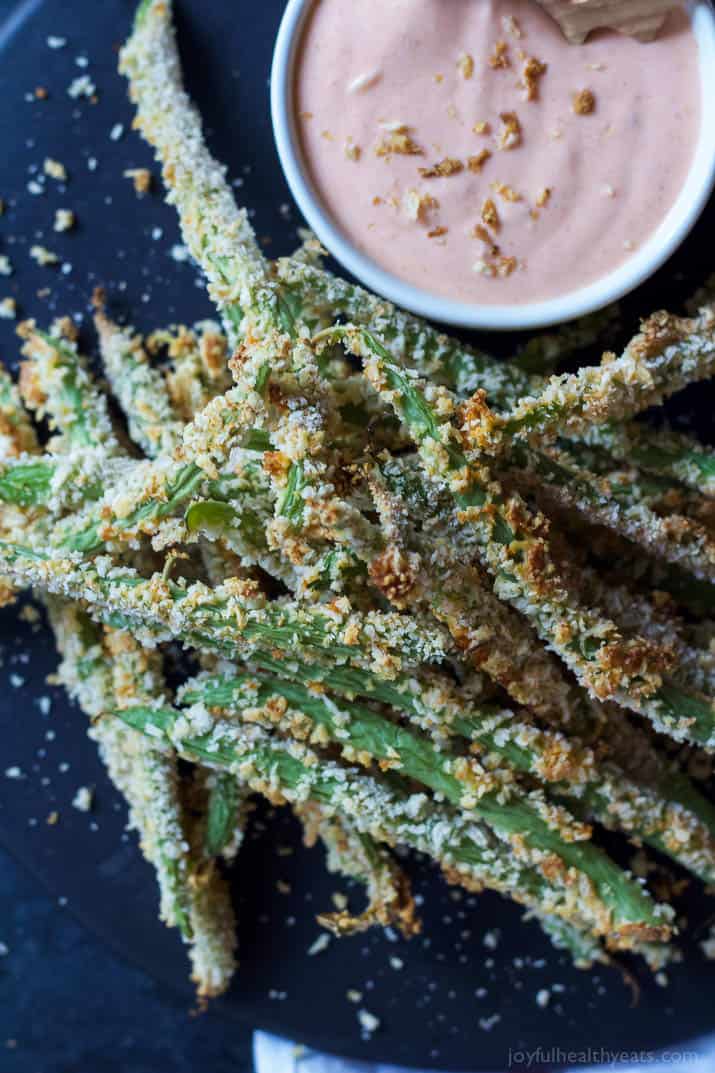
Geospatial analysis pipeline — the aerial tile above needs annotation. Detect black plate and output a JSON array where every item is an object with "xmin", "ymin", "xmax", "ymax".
[{"xmin": 0, "ymin": 2, "xmax": 713, "ymax": 1069}]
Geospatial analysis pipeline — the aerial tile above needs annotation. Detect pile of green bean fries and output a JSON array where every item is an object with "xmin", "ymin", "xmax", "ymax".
[{"xmin": 1, "ymin": 0, "xmax": 715, "ymax": 998}]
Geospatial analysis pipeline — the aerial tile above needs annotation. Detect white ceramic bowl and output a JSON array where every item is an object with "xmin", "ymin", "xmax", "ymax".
[{"xmin": 271, "ymin": 0, "xmax": 715, "ymax": 331}]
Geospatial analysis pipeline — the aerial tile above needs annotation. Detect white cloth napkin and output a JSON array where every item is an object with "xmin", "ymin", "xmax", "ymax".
[{"xmin": 253, "ymin": 1031, "xmax": 715, "ymax": 1073}]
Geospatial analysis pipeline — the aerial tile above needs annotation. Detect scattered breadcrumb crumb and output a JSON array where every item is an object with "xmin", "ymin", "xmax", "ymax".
[
  {"xmin": 536, "ymin": 988, "xmax": 551, "ymax": 1008},
  {"xmin": 402, "ymin": 188, "xmax": 438, "ymax": 223},
  {"xmin": 520, "ymin": 56, "xmax": 547, "ymax": 101},
  {"xmin": 488, "ymin": 41, "xmax": 510, "ymax": 69},
  {"xmin": 472, "ymin": 121, "xmax": 491, "ymax": 136},
  {"xmin": 47, "ymin": 35, "xmax": 66, "ymax": 49},
  {"xmin": 502, "ymin": 14, "xmax": 522, "ymax": 38},
  {"xmin": 457, "ymin": 52, "xmax": 474, "ymax": 79},
  {"xmin": 492, "ymin": 181, "xmax": 521, "ymax": 203},
  {"xmin": 347, "ymin": 70, "xmax": 381, "ymax": 94},
  {"xmin": 481, "ymin": 198, "xmax": 500, "ymax": 231},
  {"xmin": 307, "ymin": 933, "xmax": 331, "ymax": 956},
  {"xmin": 46, "ymin": 811, "xmax": 59, "ymax": 826},
  {"xmin": 123, "ymin": 168, "xmax": 152, "ymax": 195},
  {"xmin": 346, "ymin": 989, "xmax": 362, "ymax": 1003},
  {"xmin": 4, "ymin": 767, "xmax": 22, "ymax": 779},
  {"xmin": 601, "ymin": 184, "xmax": 616, "ymax": 198},
  {"xmin": 43, "ymin": 158, "xmax": 67, "ymax": 181},
  {"xmin": 473, "ymin": 259, "xmax": 497, "ymax": 278},
  {"xmin": 357, "ymin": 1009, "xmax": 380, "ymax": 1034},
  {"xmin": 472, "ymin": 224, "xmax": 499, "ymax": 254},
  {"xmin": 109, "ymin": 123, "xmax": 124, "ymax": 141},
  {"xmin": 344, "ymin": 142, "xmax": 361, "ymax": 162},
  {"xmin": 30, "ymin": 245, "xmax": 59, "ymax": 266},
  {"xmin": 536, "ymin": 187, "xmax": 551, "ymax": 208},
  {"xmin": 468, "ymin": 149, "xmax": 492, "ymax": 173},
  {"xmin": 573, "ymin": 89, "xmax": 596, "ymax": 115},
  {"xmin": 54, "ymin": 208, "xmax": 75, "ymax": 232},
  {"xmin": 375, "ymin": 127, "xmax": 423, "ymax": 158},
  {"xmin": 426, "ymin": 226, "xmax": 448, "ymax": 238},
  {"xmin": 35, "ymin": 87, "xmax": 48, "ymax": 100},
  {"xmin": 496, "ymin": 111, "xmax": 521, "ymax": 150},
  {"xmin": 67, "ymin": 74, "xmax": 96, "ymax": 100},
  {"xmin": 0, "ymin": 297, "xmax": 17, "ymax": 320},
  {"xmin": 72, "ymin": 786, "xmax": 93, "ymax": 812},
  {"xmin": 419, "ymin": 157, "xmax": 463, "ymax": 179}
]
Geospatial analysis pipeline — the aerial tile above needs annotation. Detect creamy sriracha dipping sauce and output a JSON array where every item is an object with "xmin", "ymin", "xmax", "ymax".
[{"xmin": 294, "ymin": 0, "xmax": 700, "ymax": 305}]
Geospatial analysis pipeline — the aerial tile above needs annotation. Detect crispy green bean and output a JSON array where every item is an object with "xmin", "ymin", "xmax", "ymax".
[
  {"xmin": 49, "ymin": 600, "xmax": 237, "ymax": 997},
  {"xmin": 184, "ymin": 661, "xmax": 715, "ymax": 888},
  {"xmin": 117, "ymin": 702, "xmax": 673, "ymax": 949},
  {"xmin": 320, "ymin": 325, "xmax": 715, "ymax": 748}
]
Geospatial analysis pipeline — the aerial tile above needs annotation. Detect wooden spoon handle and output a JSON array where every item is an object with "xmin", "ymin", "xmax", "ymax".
[{"xmin": 535, "ymin": 0, "xmax": 676, "ymax": 44}]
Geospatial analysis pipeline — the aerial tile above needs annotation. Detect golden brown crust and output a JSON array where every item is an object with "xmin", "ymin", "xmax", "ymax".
[
  {"xmin": 572, "ymin": 89, "xmax": 596, "ymax": 116},
  {"xmin": 368, "ymin": 546, "xmax": 420, "ymax": 608},
  {"xmin": 419, "ymin": 157, "xmax": 464, "ymax": 179}
]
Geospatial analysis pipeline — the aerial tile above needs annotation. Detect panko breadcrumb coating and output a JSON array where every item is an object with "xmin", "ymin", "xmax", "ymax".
[{"xmin": 2, "ymin": 0, "xmax": 715, "ymax": 999}]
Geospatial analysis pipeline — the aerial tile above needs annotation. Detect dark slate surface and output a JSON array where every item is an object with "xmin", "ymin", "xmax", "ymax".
[
  {"xmin": 0, "ymin": 1, "xmax": 713, "ymax": 1071},
  {"xmin": 0, "ymin": 847, "xmax": 254, "ymax": 1073}
]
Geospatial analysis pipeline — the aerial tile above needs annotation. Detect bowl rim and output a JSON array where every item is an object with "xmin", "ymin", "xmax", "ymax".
[{"xmin": 271, "ymin": 0, "xmax": 715, "ymax": 331}]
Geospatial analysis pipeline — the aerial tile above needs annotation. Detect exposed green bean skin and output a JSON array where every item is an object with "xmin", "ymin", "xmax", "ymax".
[
  {"xmin": 188, "ymin": 658, "xmax": 715, "ymax": 886},
  {"xmin": 116, "ymin": 703, "xmax": 673, "ymax": 948}
]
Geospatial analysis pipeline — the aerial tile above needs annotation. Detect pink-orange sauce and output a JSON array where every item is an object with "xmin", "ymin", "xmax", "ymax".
[{"xmin": 295, "ymin": 0, "xmax": 700, "ymax": 305}]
